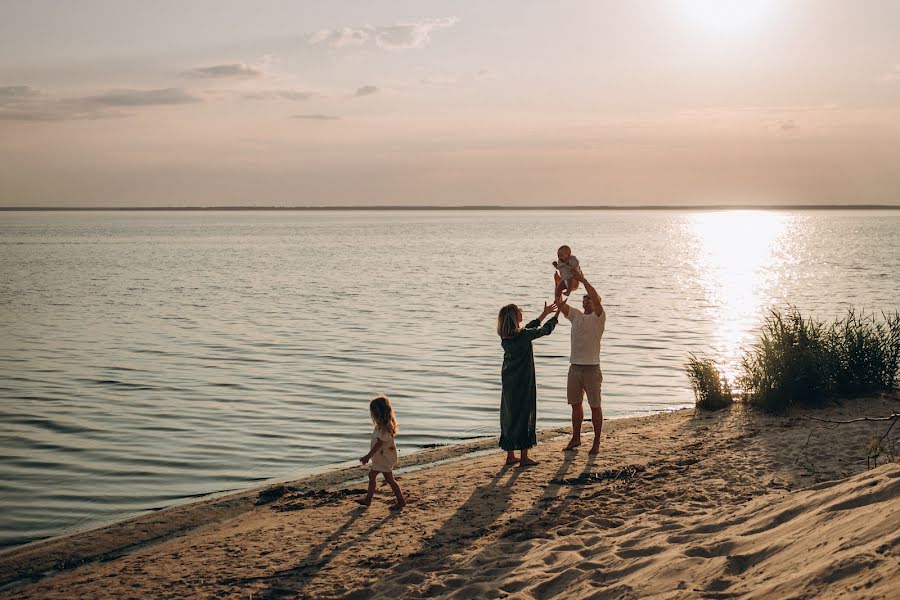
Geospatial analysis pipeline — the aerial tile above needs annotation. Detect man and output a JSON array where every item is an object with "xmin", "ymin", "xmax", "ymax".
[{"xmin": 558, "ymin": 271, "xmax": 606, "ymax": 454}]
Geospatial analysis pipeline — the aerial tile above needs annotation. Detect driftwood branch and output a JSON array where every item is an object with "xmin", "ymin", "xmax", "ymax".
[
  {"xmin": 796, "ymin": 413, "xmax": 899, "ymax": 470},
  {"xmin": 805, "ymin": 413, "xmax": 899, "ymax": 424}
]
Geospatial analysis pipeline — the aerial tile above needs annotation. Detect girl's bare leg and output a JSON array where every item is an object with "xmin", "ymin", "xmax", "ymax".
[
  {"xmin": 554, "ymin": 273, "xmax": 563, "ymax": 299},
  {"xmin": 359, "ymin": 471, "xmax": 377, "ymax": 506},
  {"xmin": 384, "ymin": 472, "xmax": 406, "ymax": 509}
]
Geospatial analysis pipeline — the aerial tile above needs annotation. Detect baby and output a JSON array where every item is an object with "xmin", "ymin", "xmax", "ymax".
[{"xmin": 553, "ymin": 245, "xmax": 582, "ymax": 300}]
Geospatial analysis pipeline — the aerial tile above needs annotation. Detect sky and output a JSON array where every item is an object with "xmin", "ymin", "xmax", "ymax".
[{"xmin": 1, "ymin": 0, "xmax": 898, "ymax": 207}]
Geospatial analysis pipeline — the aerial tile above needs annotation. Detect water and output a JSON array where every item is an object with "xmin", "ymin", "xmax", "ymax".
[{"xmin": 1, "ymin": 209, "xmax": 898, "ymax": 548}]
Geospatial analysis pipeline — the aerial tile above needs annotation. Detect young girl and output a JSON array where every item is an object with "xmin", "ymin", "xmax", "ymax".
[{"xmin": 359, "ymin": 395, "xmax": 406, "ymax": 509}]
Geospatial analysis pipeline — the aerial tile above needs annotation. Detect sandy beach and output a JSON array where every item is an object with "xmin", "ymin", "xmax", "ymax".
[{"xmin": 2, "ymin": 395, "xmax": 898, "ymax": 599}]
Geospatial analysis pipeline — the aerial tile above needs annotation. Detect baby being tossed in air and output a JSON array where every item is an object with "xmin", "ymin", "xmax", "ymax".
[{"xmin": 553, "ymin": 244, "xmax": 582, "ymax": 300}]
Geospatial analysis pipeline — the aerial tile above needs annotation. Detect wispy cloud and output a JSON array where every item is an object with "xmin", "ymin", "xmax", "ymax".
[
  {"xmin": 375, "ymin": 17, "xmax": 459, "ymax": 50},
  {"xmin": 308, "ymin": 17, "xmax": 458, "ymax": 51},
  {"xmin": 0, "ymin": 85, "xmax": 42, "ymax": 100},
  {"xmin": 354, "ymin": 85, "xmax": 378, "ymax": 97},
  {"xmin": 779, "ymin": 119, "xmax": 797, "ymax": 131},
  {"xmin": 0, "ymin": 86, "xmax": 200, "ymax": 121},
  {"xmin": 242, "ymin": 89, "xmax": 315, "ymax": 101},
  {"xmin": 83, "ymin": 88, "xmax": 200, "ymax": 107},
  {"xmin": 292, "ymin": 114, "xmax": 340, "ymax": 120},
  {"xmin": 180, "ymin": 63, "xmax": 263, "ymax": 79},
  {"xmin": 419, "ymin": 68, "xmax": 496, "ymax": 86},
  {"xmin": 880, "ymin": 63, "xmax": 900, "ymax": 82},
  {"xmin": 308, "ymin": 27, "xmax": 369, "ymax": 49}
]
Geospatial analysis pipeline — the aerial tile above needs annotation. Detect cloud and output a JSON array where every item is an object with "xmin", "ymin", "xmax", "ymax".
[
  {"xmin": 355, "ymin": 85, "xmax": 378, "ymax": 97},
  {"xmin": 0, "ymin": 86, "xmax": 200, "ymax": 121},
  {"xmin": 292, "ymin": 114, "xmax": 340, "ymax": 120},
  {"xmin": 879, "ymin": 63, "xmax": 900, "ymax": 83},
  {"xmin": 82, "ymin": 88, "xmax": 201, "ymax": 107},
  {"xmin": 419, "ymin": 68, "xmax": 496, "ymax": 86},
  {"xmin": 180, "ymin": 63, "xmax": 263, "ymax": 79},
  {"xmin": 308, "ymin": 27, "xmax": 369, "ymax": 49},
  {"xmin": 242, "ymin": 89, "xmax": 315, "ymax": 101},
  {"xmin": 375, "ymin": 17, "xmax": 459, "ymax": 50},
  {"xmin": 0, "ymin": 85, "xmax": 42, "ymax": 101},
  {"xmin": 308, "ymin": 17, "xmax": 458, "ymax": 51}
]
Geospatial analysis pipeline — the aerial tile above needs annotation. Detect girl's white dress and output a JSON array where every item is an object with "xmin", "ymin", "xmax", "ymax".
[{"xmin": 369, "ymin": 426, "xmax": 399, "ymax": 473}]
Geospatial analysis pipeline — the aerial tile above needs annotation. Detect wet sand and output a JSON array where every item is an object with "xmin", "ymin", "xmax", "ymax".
[{"xmin": 2, "ymin": 395, "xmax": 898, "ymax": 599}]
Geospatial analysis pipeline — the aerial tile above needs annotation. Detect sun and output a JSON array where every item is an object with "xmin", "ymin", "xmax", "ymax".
[{"xmin": 677, "ymin": 0, "xmax": 775, "ymax": 34}]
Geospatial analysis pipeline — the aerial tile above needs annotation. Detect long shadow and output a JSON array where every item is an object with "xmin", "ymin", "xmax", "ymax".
[
  {"xmin": 233, "ymin": 505, "xmax": 399, "ymax": 599},
  {"xmin": 365, "ymin": 451, "xmax": 588, "ymax": 596},
  {"xmin": 412, "ymin": 463, "xmax": 525, "ymax": 555}
]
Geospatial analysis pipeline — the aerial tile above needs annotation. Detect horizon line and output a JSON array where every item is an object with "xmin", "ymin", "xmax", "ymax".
[{"xmin": 1, "ymin": 204, "xmax": 900, "ymax": 212}]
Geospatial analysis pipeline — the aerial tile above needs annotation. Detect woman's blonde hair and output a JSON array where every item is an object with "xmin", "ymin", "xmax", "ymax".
[
  {"xmin": 369, "ymin": 395, "xmax": 398, "ymax": 436},
  {"xmin": 497, "ymin": 304, "xmax": 521, "ymax": 339}
]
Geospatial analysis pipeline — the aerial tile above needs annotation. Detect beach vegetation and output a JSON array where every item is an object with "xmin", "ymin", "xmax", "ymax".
[
  {"xmin": 738, "ymin": 308, "xmax": 900, "ymax": 412},
  {"xmin": 687, "ymin": 308, "xmax": 900, "ymax": 413},
  {"xmin": 685, "ymin": 353, "xmax": 734, "ymax": 411}
]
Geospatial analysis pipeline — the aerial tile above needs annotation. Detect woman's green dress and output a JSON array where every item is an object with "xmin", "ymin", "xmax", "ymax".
[{"xmin": 500, "ymin": 316, "xmax": 558, "ymax": 451}]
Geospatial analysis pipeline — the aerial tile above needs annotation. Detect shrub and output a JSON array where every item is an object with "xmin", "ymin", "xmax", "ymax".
[
  {"xmin": 685, "ymin": 353, "xmax": 733, "ymax": 411},
  {"xmin": 738, "ymin": 307, "xmax": 900, "ymax": 412},
  {"xmin": 738, "ymin": 308, "xmax": 832, "ymax": 411},
  {"xmin": 827, "ymin": 310, "xmax": 899, "ymax": 394}
]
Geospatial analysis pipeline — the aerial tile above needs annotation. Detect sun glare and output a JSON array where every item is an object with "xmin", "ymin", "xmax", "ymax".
[
  {"xmin": 677, "ymin": 0, "xmax": 775, "ymax": 34},
  {"xmin": 687, "ymin": 211, "xmax": 792, "ymax": 385}
]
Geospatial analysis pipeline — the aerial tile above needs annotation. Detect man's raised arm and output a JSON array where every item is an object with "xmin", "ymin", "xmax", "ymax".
[{"xmin": 574, "ymin": 272, "xmax": 603, "ymax": 315}]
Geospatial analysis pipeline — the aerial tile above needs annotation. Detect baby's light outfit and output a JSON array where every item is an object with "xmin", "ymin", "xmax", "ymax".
[{"xmin": 557, "ymin": 255, "xmax": 582, "ymax": 285}]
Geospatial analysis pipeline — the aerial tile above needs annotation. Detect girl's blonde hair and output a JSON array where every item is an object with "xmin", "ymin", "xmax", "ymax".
[
  {"xmin": 370, "ymin": 395, "xmax": 398, "ymax": 436},
  {"xmin": 497, "ymin": 304, "xmax": 520, "ymax": 339}
]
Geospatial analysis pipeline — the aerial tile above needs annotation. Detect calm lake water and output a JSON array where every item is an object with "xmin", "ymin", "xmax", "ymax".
[{"xmin": 1, "ymin": 209, "xmax": 898, "ymax": 548}]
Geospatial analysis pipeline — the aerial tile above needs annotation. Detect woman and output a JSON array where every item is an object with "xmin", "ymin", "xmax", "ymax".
[{"xmin": 497, "ymin": 300, "xmax": 560, "ymax": 466}]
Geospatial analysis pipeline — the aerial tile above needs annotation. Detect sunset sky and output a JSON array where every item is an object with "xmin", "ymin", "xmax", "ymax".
[{"xmin": 1, "ymin": 1, "xmax": 898, "ymax": 207}]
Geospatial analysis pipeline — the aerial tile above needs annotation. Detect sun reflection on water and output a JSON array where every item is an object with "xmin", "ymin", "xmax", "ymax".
[{"xmin": 687, "ymin": 211, "xmax": 794, "ymax": 384}]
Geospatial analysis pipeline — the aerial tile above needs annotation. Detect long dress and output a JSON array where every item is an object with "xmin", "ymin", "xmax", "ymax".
[{"xmin": 500, "ymin": 316, "xmax": 558, "ymax": 451}]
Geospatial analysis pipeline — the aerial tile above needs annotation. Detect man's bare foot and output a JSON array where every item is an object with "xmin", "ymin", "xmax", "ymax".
[
  {"xmin": 519, "ymin": 457, "xmax": 539, "ymax": 467},
  {"xmin": 563, "ymin": 438, "xmax": 581, "ymax": 451},
  {"xmin": 505, "ymin": 456, "xmax": 520, "ymax": 465},
  {"xmin": 588, "ymin": 445, "xmax": 601, "ymax": 455}
]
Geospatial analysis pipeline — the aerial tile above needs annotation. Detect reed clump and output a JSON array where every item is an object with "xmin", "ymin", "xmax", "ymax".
[
  {"xmin": 685, "ymin": 353, "xmax": 733, "ymax": 411},
  {"xmin": 687, "ymin": 308, "xmax": 900, "ymax": 413}
]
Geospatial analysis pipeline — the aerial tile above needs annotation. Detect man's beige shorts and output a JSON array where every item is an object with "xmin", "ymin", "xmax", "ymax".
[{"xmin": 567, "ymin": 364, "xmax": 603, "ymax": 408}]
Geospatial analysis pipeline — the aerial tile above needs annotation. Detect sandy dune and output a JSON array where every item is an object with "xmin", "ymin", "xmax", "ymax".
[{"xmin": 2, "ymin": 395, "xmax": 898, "ymax": 599}]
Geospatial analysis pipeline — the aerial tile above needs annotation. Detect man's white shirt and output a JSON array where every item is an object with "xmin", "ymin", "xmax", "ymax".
[{"xmin": 564, "ymin": 306, "xmax": 606, "ymax": 365}]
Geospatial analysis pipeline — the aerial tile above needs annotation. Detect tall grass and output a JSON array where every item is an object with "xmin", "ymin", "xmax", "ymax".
[
  {"xmin": 685, "ymin": 353, "xmax": 733, "ymax": 411},
  {"xmin": 739, "ymin": 309, "xmax": 833, "ymax": 411},
  {"xmin": 686, "ymin": 307, "xmax": 900, "ymax": 413}
]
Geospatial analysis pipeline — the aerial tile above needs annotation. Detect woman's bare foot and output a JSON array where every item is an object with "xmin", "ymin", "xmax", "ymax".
[
  {"xmin": 357, "ymin": 498, "xmax": 372, "ymax": 507},
  {"xmin": 564, "ymin": 438, "xmax": 581, "ymax": 451},
  {"xmin": 505, "ymin": 456, "xmax": 520, "ymax": 465},
  {"xmin": 390, "ymin": 500, "xmax": 407, "ymax": 511},
  {"xmin": 519, "ymin": 457, "xmax": 539, "ymax": 467},
  {"xmin": 588, "ymin": 444, "xmax": 601, "ymax": 455}
]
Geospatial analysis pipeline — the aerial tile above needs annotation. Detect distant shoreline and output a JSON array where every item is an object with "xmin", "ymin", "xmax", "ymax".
[{"xmin": 2, "ymin": 204, "xmax": 899, "ymax": 211}]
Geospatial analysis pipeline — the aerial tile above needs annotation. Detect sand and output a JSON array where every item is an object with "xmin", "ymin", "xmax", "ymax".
[{"xmin": 2, "ymin": 394, "xmax": 898, "ymax": 599}]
